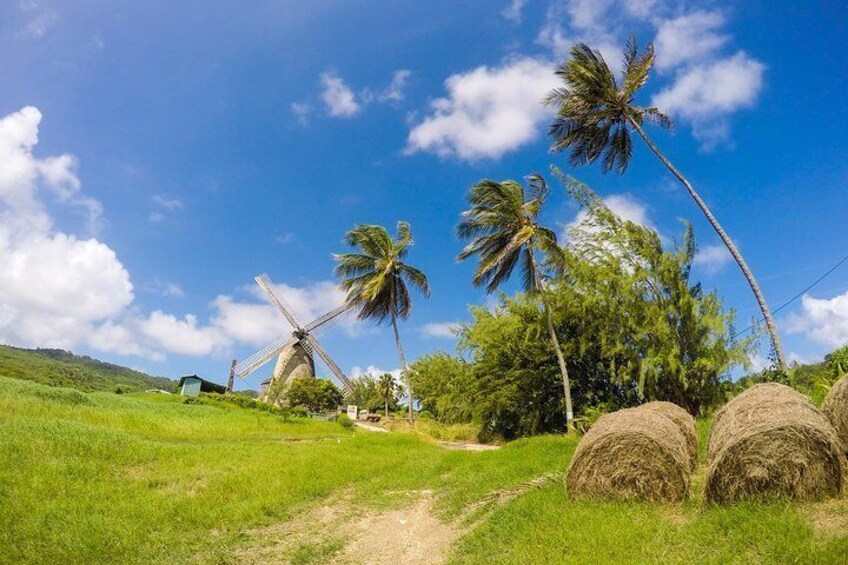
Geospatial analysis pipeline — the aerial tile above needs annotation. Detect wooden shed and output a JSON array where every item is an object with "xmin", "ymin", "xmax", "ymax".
[{"xmin": 178, "ymin": 375, "xmax": 227, "ymax": 397}]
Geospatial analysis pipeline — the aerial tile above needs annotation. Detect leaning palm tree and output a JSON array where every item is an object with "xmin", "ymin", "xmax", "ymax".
[
  {"xmin": 457, "ymin": 175, "xmax": 574, "ymax": 428},
  {"xmin": 544, "ymin": 38, "xmax": 788, "ymax": 373},
  {"xmin": 378, "ymin": 373, "xmax": 395, "ymax": 418},
  {"xmin": 334, "ymin": 222, "xmax": 430, "ymax": 423}
]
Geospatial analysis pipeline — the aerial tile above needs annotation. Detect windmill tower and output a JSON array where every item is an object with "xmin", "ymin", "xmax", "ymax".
[{"xmin": 234, "ymin": 274, "xmax": 354, "ymax": 398}]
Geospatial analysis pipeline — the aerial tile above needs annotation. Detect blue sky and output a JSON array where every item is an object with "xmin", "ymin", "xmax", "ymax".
[{"xmin": 1, "ymin": 0, "xmax": 847, "ymax": 389}]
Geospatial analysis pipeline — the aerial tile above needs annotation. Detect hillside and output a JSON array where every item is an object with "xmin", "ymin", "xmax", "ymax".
[{"xmin": 0, "ymin": 344, "xmax": 174, "ymax": 393}]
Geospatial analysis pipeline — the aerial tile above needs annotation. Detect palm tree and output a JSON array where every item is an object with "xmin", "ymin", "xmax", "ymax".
[
  {"xmin": 378, "ymin": 373, "xmax": 395, "ymax": 418},
  {"xmin": 457, "ymin": 175, "xmax": 574, "ymax": 428},
  {"xmin": 544, "ymin": 38, "xmax": 788, "ymax": 373},
  {"xmin": 334, "ymin": 222, "xmax": 430, "ymax": 423}
]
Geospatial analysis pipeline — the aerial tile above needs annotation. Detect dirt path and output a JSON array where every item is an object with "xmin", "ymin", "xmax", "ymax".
[
  {"xmin": 353, "ymin": 421, "xmax": 388, "ymax": 433},
  {"xmin": 233, "ymin": 491, "xmax": 459, "ymax": 564}
]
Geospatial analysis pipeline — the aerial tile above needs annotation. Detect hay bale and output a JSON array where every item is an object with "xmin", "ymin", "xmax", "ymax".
[
  {"xmin": 822, "ymin": 374, "xmax": 848, "ymax": 454},
  {"xmin": 706, "ymin": 383, "xmax": 846, "ymax": 504},
  {"xmin": 566, "ymin": 407, "xmax": 691, "ymax": 503},
  {"xmin": 640, "ymin": 401, "xmax": 698, "ymax": 471}
]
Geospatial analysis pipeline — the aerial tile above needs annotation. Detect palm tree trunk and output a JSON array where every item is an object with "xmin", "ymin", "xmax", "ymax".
[
  {"xmin": 385, "ymin": 397, "xmax": 389, "ymax": 419},
  {"xmin": 529, "ymin": 253, "xmax": 574, "ymax": 429},
  {"xmin": 627, "ymin": 116, "xmax": 788, "ymax": 373},
  {"xmin": 391, "ymin": 311, "xmax": 413, "ymax": 424}
]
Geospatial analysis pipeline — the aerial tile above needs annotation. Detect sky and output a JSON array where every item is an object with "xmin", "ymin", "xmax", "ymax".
[{"xmin": 1, "ymin": 0, "xmax": 847, "ymax": 389}]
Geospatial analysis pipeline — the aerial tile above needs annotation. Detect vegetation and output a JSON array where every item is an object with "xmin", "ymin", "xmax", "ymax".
[
  {"xmin": 2, "ymin": 375, "xmax": 847, "ymax": 564},
  {"xmin": 457, "ymin": 175, "xmax": 574, "ymax": 427},
  {"xmin": 334, "ymin": 221, "xmax": 430, "ymax": 423},
  {"xmin": 412, "ymin": 176, "xmax": 750, "ymax": 440},
  {"xmin": 545, "ymin": 39, "xmax": 787, "ymax": 372},
  {"xmin": 345, "ymin": 373, "xmax": 400, "ymax": 416},
  {"xmin": 285, "ymin": 378, "xmax": 344, "ymax": 412},
  {"xmin": 0, "ymin": 344, "xmax": 174, "ymax": 392}
]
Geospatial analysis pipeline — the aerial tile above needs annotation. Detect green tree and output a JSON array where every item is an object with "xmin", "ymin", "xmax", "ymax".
[
  {"xmin": 285, "ymin": 378, "xmax": 343, "ymax": 412},
  {"xmin": 378, "ymin": 373, "xmax": 396, "ymax": 418},
  {"xmin": 825, "ymin": 345, "xmax": 848, "ymax": 378},
  {"xmin": 563, "ymin": 174, "xmax": 751, "ymax": 414},
  {"xmin": 334, "ymin": 222, "xmax": 430, "ymax": 423},
  {"xmin": 408, "ymin": 353, "xmax": 475, "ymax": 424},
  {"xmin": 457, "ymin": 175, "xmax": 574, "ymax": 427},
  {"xmin": 544, "ymin": 39, "xmax": 787, "ymax": 373}
]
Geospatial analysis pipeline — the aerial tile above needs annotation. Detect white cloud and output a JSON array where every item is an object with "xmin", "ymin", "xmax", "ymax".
[
  {"xmin": 654, "ymin": 10, "xmax": 728, "ymax": 70},
  {"xmin": 379, "ymin": 70, "xmax": 412, "ymax": 102},
  {"xmin": 419, "ymin": 322, "xmax": 459, "ymax": 339},
  {"xmin": 652, "ymin": 52, "xmax": 765, "ymax": 148},
  {"xmin": 692, "ymin": 243, "xmax": 732, "ymax": 274},
  {"xmin": 148, "ymin": 211, "xmax": 165, "ymax": 223},
  {"xmin": 320, "ymin": 72, "xmax": 361, "ymax": 117},
  {"xmin": 290, "ymin": 102, "xmax": 311, "ymax": 127},
  {"xmin": 152, "ymin": 195, "xmax": 183, "ymax": 210},
  {"xmin": 502, "ymin": 0, "xmax": 528, "ymax": 22},
  {"xmin": 566, "ymin": 193, "xmax": 654, "ymax": 237},
  {"xmin": 787, "ymin": 292, "xmax": 848, "ymax": 349},
  {"xmin": 350, "ymin": 364, "xmax": 402, "ymax": 382},
  {"xmin": 137, "ymin": 311, "xmax": 229, "ymax": 357},
  {"xmin": 406, "ymin": 57, "xmax": 558, "ymax": 161},
  {"xmin": 0, "ymin": 107, "xmax": 132, "ymax": 351},
  {"xmin": 88, "ymin": 321, "xmax": 163, "ymax": 361}
]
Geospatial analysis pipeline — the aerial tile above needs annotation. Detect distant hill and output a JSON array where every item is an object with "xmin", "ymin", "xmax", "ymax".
[{"xmin": 0, "ymin": 345, "xmax": 175, "ymax": 393}]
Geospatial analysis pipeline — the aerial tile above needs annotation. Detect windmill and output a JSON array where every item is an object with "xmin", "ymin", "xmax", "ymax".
[{"xmin": 234, "ymin": 273, "xmax": 354, "ymax": 396}]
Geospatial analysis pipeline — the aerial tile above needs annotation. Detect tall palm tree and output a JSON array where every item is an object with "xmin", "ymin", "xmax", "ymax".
[
  {"xmin": 334, "ymin": 222, "xmax": 430, "ymax": 423},
  {"xmin": 457, "ymin": 175, "xmax": 575, "ymax": 428},
  {"xmin": 544, "ymin": 38, "xmax": 788, "ymax": 373},
  {"xmin": 379, "ymin": 373, "xmax": 395, "ymax": 418}
]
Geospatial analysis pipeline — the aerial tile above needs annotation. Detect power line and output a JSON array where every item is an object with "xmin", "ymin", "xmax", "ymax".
[{"xmin": 733, "ymin": 252, "xmax": 848, "ymax": 339}]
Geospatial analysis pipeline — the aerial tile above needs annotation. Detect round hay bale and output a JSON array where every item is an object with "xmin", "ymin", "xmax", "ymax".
[
  {"xmin": 706, "ymin": 383, "xmax": 846, "ymax": 504},
  {"xmin": 822, "ymin": 374, "xmax": 848, "ymax": 454},
  {"xmin": 566, "ymin": 407, "xmax": 691, "ymax": 503},
  {"xmin": 640, "ymin": 401, "xmax": 698, "ymax": 471}
]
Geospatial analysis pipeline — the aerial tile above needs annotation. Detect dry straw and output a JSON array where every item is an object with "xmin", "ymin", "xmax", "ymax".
[
  {"xmin": 706, "ymin": 383, "xmax": 846, "ymax": 504},
  {"xmin": 822, "ymin": 374, "xmax": 848, "ymax": 454},
  {"xmin": 566, "ymin": 407, "xmax": 691, "ymax": 503},
  {"xmin": 640, "ymin": 401, "xmax": 698, "ymax": 471}
]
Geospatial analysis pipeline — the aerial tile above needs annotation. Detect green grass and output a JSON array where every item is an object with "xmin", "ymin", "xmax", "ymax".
[{"xmin": 2, "ymin": 375, "xmax": 846, "ymax": 564}]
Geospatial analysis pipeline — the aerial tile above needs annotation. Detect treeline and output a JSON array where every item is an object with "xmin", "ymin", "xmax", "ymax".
[{"xmin": 409, "ymin": 179, "xmax": 753, "ymax": 441}]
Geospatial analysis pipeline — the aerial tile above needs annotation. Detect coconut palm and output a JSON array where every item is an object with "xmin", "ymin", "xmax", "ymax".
[
  {"xmin": 334, "ymin": 222, "xmax": 430, "ymax": 423},
  {"xmin": 457, "ymin": 175, "xmax": 575, "ymax": 428},
  {"xmin": 544, "ymin": 38, "xmax": 787, "ymax": 373},
  {"xmin": 379, "ymin": 373, "xmax": 395, "ymax": 418}
]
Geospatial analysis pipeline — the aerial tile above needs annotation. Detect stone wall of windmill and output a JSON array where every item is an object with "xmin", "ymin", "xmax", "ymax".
[{"xmin": 260, "ymin": 342, "xmax": 315, "ymax": 404}]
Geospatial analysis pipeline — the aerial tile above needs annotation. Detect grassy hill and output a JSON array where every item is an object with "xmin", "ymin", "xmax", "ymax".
[
  {"xmin": 2, "ymin": 375, "xmax": 847, "ymax": 564},
  {"xmin": 0, "ymin": 344, "xmax": 174, "ymax": 392}
]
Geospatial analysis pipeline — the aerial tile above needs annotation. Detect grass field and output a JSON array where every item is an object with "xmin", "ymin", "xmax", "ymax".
[{"xmin": 2, "ymin": 376, "xmax": 847, "ymax": 564}]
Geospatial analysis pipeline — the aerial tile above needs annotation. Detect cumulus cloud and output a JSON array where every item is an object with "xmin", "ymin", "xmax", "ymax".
[
  {"xmin": 0, "ymin": 107, "xmax": 132, "ymax": 350},
  {"xmin": 136, "ymin": 311, "xmax": 229, "ymax": 357},
  {"xmin": 350, "ymin": 365, "xmax": 403, "ymax": 385},
  {"xmin": 419, "ymin": 322, "xmax": 459, "ymax": 339},
  {"xmin": 654, "ymin": 10, "xmax": 728, "ymax": 70},
  {"xmin": 787, "ymin": 292, "xmax": 848, "ymax": 349},
  {"xmin": 692, "ymin": 243, "xmax": 732, "ymax": 273},
  {"xmin": 406, "ymin": 57, "xmax": 558, "ymax": 161},
  {"xmin": 652, "ymin": 52, "xmax": 764, "ymax": 148},
  {"xmin": 320, "ymin": 72, "xmax": 361, "ymax": 117},
  {"xmin": 565, "ymin": 193, "xmax": 655, "ymax": 238}
]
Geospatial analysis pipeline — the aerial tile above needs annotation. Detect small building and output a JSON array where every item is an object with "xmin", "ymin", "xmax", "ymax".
[{"xmin": 178, "ymin": 374, "xmax": 228, "ymax": 397}]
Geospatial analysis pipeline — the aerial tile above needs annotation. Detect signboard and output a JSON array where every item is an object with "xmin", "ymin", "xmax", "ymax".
[{"xmin": 346, "ymin": 405, "xmax": 358, "ymax": 420}]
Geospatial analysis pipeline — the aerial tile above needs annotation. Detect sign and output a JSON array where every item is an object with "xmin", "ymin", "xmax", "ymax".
[{"xmin": 346, "ymin": 405, "xmax": 358, "ymax": 420}]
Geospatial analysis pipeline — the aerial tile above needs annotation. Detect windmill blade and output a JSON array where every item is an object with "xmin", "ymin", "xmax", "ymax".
[
  {"xmin": 255, "ymin": 273, "xmax": 303, "ymax": 330},
  {"xmin": 305, "ymin": 303, "xmax": 354, "ymax": 337},
  {"xmin": 302, "ymin": 335, "xmax": 352, "ymax": 392},
  {"xmin": 236, "ymin": 335, "xmax": 299, "ymax": 378}
]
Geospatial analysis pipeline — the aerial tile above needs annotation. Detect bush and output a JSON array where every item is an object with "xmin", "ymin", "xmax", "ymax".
[
  {"xmin": 337, "ymin": 414, "xmax": 354, "ymax": 429},
  {"xmin": 291, "ymin": 406, "xmax": 308, "ymax": 418}
]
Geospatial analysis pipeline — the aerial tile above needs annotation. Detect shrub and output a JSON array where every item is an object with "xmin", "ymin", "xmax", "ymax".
[{"xmin": 337, "ymin": 414, "xmax": 354, "ymax": 429}]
